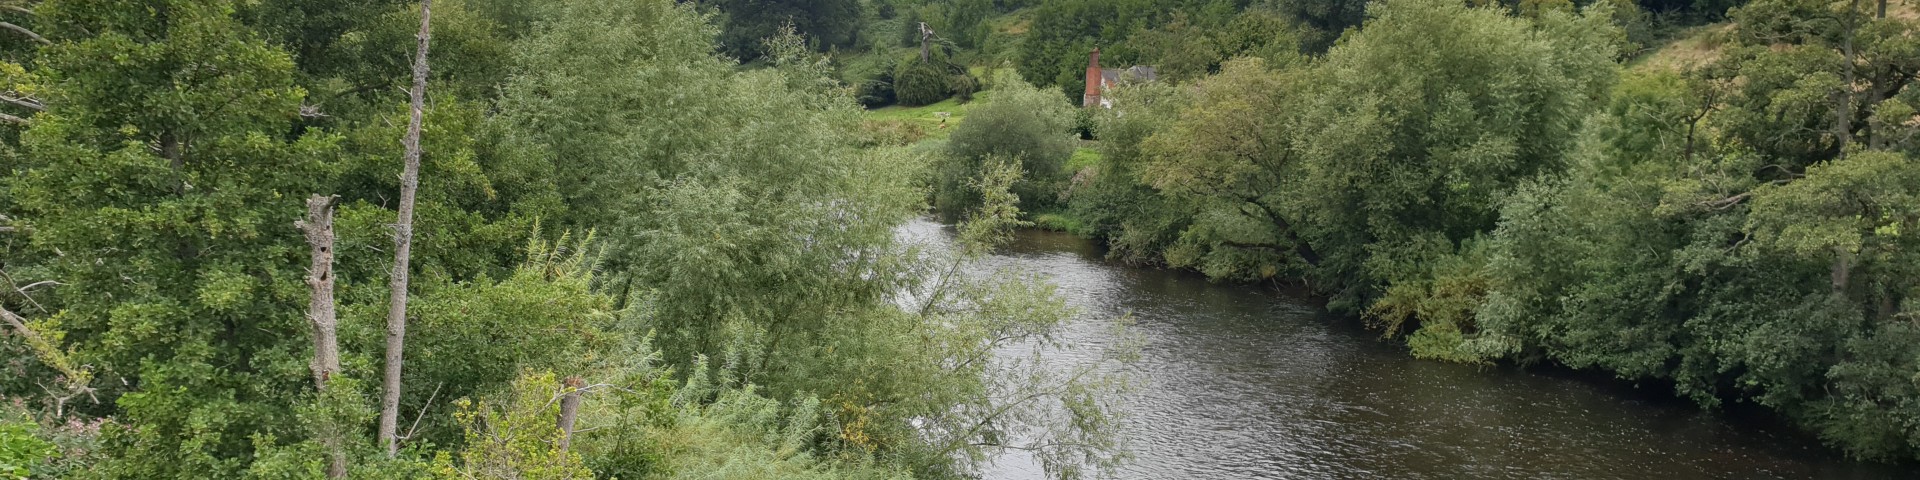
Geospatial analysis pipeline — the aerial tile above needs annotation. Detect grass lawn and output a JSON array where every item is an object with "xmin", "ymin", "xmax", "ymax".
[
  {"xmin": 1066, "ymin": 145, "xmax": 1102, "ymax": 172},
  {"xmin": 864, "ymin": 91, "xmax": 994, "ymax": 141}
]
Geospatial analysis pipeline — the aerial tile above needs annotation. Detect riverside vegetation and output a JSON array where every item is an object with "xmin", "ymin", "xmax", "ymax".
[
  {"xmin": 0, "ymin": 0, "xmax": 1133, "ymax": 478},
  {"xmin": 0, "ymin": 0, "xmax": 1916, "ymax": 478},
  {"xmin": 858, "ymin": 0, "xmax": 1920, "ymax": 467}
]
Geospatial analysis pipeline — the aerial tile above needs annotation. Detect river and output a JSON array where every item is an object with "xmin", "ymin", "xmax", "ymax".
[{"xmin": 897, "ymin": 219, "xmax": 1911, "ymax": 479}]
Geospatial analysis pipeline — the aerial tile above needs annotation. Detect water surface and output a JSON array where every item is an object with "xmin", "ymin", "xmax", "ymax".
[{"xmin": 899, "ymin": 219, "xmax": 1910, "ymax": 480}]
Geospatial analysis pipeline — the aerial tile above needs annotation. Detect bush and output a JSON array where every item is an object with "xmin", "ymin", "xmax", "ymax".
[
  {"xmin": 893, "ymin": 59, "xmax": 954, "ymax": 106},
  {"xmin": 0, "ymin": 409, "xmax": 56, "ymax": 479},
  {"xmin": 1073, "ymin": 107, "xmax": 1097, "ymax": 139},
  {"xmin": 841, "ymin": 54, "xmax": 898, "ymax": 107},
  {"xmin": 936, "ymin": 76, "xmax": 1077, "ymax": 218},
  {"xmin": 950, "ymin": 73, "xmax": 979, "ymax": 102},
  {"xmin": 855, "ymin": 77, "xmax": 896, "ymax": 107}
]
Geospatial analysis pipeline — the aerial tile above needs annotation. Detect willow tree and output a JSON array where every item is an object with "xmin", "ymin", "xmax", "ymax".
[
  {"xmin": 1281, "ymin": 0, "xmax": 1621, "ymax": 309},
  {"xmin": 498, "ymin": 2, "xmax": 1134, "ymax": 477},
  {"xmin": 937, "ymin": 75, "xmax": 1077, "ymax": 218},
  {"xmin": 1137, "ymin": 57, "xmax": 1315, "ymax": 282}
]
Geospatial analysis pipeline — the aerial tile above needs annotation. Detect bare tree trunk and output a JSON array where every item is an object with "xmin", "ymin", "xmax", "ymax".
[
  {"xmin": 162, "ymin": 132, "xmax": 185, "ymax": 196},
  {"xmin": 557, "ymin": 376, "xmax": 584, "ymax": 452},
  {"xmin": 919, "ymin": 22, "xmax": 933, "ymax": 62},
  {"xmin": 1879, "ymin": 288, "xmax": 1898, "ymax": 320},
  {"xmin": 298, "ymin": 195, "xmax": 347, "ymax": 478},
  {"xmin": 1836, "ymin": 0, "xmax": 1860, "ymax": 155},
  {"xmin": 300, "ymin": 195, "xmax": 342, "ymax": 390},
  {"xmin": 380, "ymin": 0, "xmax": 432, "ymax": 458},
  {"xmin": 1831, "ymin": 247, "xmax": 1853, "ymax": 296}
]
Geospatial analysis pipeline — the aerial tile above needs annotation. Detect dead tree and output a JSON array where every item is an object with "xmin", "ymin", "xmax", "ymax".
[
  {"xmin": 297, "ymin": 194, "xmax": 347, "ymax": 478},
  {"xmin": 299, "ymin": 195, "xmax": 343, "ymax": 391},
  {"xmin": 919, "ymin": 22, "xmax": 934, "ymax": 62},
  {"xmin": 380, "ymin": 0, "xmax": 432, "ymax": 458},
  {"xmin": 557, "ymin": 376, "xmax": 584, "ymax": 452},
  {"xmin": 1835, "ymin": 0, "xmax": 1861, "ymax": 156}
]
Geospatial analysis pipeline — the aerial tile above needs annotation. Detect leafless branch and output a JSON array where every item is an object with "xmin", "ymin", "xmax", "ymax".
[
  {"xmin": 0, "ymin": 94, "xmax": 42, "ymax": 111},
  {"xmin": 0, "ymin": 21, "xmax": 46, "ymax": 44},
  {"xmin": 399, "ymin": 381, "xmax": 444, "ymax": 444},
  {"xmin": 1699, "ymin": 191, "xmax": 1753, "ymax": 210}
]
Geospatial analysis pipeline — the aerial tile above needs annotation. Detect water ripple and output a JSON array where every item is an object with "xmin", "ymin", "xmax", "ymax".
[{"xmin": 899, "ymin": 220, "xmax": 1911, "ymax": 480}]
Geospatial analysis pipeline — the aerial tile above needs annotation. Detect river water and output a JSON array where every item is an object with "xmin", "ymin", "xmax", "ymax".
[{"xmin": 897, "ymin": 219, "xmax": 1911, "ymax": 480}]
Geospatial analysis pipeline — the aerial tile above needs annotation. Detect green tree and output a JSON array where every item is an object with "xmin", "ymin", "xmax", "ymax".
[
  {"xmin": 1128, "ymin": 13, "xmax": 1221, "ymax": 82},
  {"xmin": 6, "ymin": 0, "xmax": 341, "ymax": 475},
  {"xmin": 892, "ymin": 56, "xmax": 958, "ymax": 106},
  {"xmin": 1283, "ymin": 0, "xmax": 1620, "ymax": 309},
  {"xmin": 938, "ymin": 75, "xmax": 1077, "ymax": 218},
  {"xmin": 1015, "ymin": 0, "xmax": 1151, "ymax": 100},
  {"xmin": 0, "ymin": 411, "xmax": 56, "ymax": 479},
  {"xmin": 1137, "ymin": 57, "xmax": 1313, "ymax": 281},
  {"xmin": 1475, "ymin": 70, "xmax": 1708, "ymax": 374},
  {"xmin": 1468, "ymin": 5, "xmax": 1920, "ymax": 457},
  {"xmin": 699, "ymin": 0, "xmax": 862, "ymax": 61}
]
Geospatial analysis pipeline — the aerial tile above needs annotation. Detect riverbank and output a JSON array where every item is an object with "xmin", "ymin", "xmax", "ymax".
[
  {"xmin": 994, "ymin": 217, "xmax": 1920, "ymax": 474},
  {"xmin": 930, "ymin": 219, "xmax": 1913, "ymax": 479}
]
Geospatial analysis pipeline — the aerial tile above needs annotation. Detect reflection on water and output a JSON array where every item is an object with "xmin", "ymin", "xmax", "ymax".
[{"xmin": 898, "ymin": 219, "xmax": 1911, "ymax": 480}]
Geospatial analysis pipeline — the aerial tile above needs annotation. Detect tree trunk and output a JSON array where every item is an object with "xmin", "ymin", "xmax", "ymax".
[
  {"xmin": 1879, "ymin": 287, "xmax": 1898, "ymax": 320},
  {"xmin": 919, "ymin": 23, "xmax": 932, "ymax": 62},
  {"xmin": 380, "ymin": 0, "xmax": 432, "ymax": 458},
  {"xmin": 557, "ymin": 376, "xmax": 584, "ymax": 452},
  {"xmin": 298, "ymin": 195, "xmax": 346, "ymax": 478},
  {"xmin": 162, "ymin": 132, "xmax": 184, "ymax": 195},
  {"xmin": 1831, "ymin": 247, "xmax": 1853, "ymax": 296},
  {"xmin": 300, "ymin": 195, "xmax": 342, "ymax": 391},
  {"xmin": 1836, "ymin": 0, "xmax": 1860, "ymax": 155},
  {"xmin": 1249, "ymin": 199, "xmax": 1322, "ymax": 266}
]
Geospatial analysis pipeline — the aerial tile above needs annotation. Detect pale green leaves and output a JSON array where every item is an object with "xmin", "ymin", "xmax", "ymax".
[{"xmin": 1749, "ymin": 151, "xmax": 1920, "ymax": 260}]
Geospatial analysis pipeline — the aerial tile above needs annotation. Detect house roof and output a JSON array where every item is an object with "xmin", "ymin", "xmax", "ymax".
[{"xmin": 1099, "ymin": 66, "xmax": 1158, "ymax": 87}]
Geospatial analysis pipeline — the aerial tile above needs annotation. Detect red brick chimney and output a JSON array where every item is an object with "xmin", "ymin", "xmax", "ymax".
[{"xmin": 1083, "ymin": 47, "xmax": 1102, "ymax": 108}]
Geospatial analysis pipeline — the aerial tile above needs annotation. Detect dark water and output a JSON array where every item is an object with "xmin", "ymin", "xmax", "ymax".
[{"xmin": 898, "ymin": 219, "xmax": 1912, "ymax": 480}]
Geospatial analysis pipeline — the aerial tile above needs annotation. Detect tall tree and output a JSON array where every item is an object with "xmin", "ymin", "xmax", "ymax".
[
  {"xmin": 297, "ymin": 194, "xmax": 347, "ymax": 477},
  {"xmin": 1137, "ymin": 57, "xmax": 1316, "ymax": 281},
  {"xmin": 6, "ymin": 0, "xmax": 341, "ymax": 475},
  {"xmin": 379, "ymin": 0, "xmax": 432, "ymax": 458},
  {"xmin": 1283, "ymin": 0, "xmax": 1620, "ymax": 308}
]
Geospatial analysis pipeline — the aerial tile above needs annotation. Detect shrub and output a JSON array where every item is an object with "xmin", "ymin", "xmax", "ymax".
[
  {"xmin": 0, "ymin": 410, "xmax": 56, "ymax": 479},
  {"xmin": 936, "ymin": 76, "xmax": 1077, "ymax": 218},
  {"xmin": 855, "ymin": 77, "xmax": 896, "ymax": 107},
  {"xmin": 950, "ymin": 73, "xmax": 979, "ymax": 102},
  {"xmin": 841, "ymin": 54, "xmax": 898, "ymax": 107},
  {"xmin": 893, "ymin": 59, "xmax": 953, "ymax": 106}
]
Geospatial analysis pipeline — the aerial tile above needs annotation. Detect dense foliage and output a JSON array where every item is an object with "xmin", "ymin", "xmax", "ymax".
[
  {"xmin": 6, "ymin": 0, "xmax": 1920, "ymax": 475},
  {"xmin": 698, "ymin": 0, "xmax": 864, "ymax": 61},
  {"xmin": 1049, "ymin": 0, "xmax": 1920, "ymax": 462},
  {"xmin": 933, "ymin": 76, "xmax": 1078, "ymax": 219},
  {"xmin": 0, "ymin": 0, "xmax": 1131, "ymax": 478}
]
